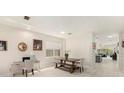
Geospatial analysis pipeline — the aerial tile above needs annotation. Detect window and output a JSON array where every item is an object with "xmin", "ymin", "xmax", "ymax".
[
  {"xmin": 46, "ymin": 42, "xmax": 61, "ymax": 57},
  {"xmin": 46, "ymin": 49, "xmax": 53, "ymax": 57},
  {"xmin": 46, "ymin": 49, "xmax": 60, "ymax": 57},
  {"xmin": 54, "ymin": 49, "xmax": 60, "ymax": 56}
]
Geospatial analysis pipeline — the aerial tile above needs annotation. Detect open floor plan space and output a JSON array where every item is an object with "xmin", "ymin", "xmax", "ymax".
[
  {"xmin": 8, "ymin": 59, "xmax": 122, "ymax": 77},
  {"xmin": 1, "ymin": 16, "xmax": 124, "ymax": 77}
]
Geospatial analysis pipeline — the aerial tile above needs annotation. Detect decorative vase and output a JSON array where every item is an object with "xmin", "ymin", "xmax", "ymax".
[{"xmin": 65, "ymin": 53, "xmax": 69, "ymax": 60}]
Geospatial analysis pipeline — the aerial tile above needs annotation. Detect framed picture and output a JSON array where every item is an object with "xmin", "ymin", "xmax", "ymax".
[
  {"xmin": 33, "ymin": 39, "xmax": 42, "ymax": 51},
  {"xmin": 0, "ymin": 40, "xmax": 7, "ymax": 51},
  {"xmin": 122, "ymin": 41, "xmax": 124, "ymax": 48}
]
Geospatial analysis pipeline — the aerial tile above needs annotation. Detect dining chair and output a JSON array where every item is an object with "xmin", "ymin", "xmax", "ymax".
[
  {"xmin": 10, "ymin": 61, "xmax": 24, "ymax": 76},
  {"xmin": 23, "ymin": 60, "xmax": 34, "ymax": 77},
  {"xmin": 30, "ymin": 55, "xmax": 40, "ymax": 71},
  {"xmin": 77, "ymin": 58, "xmax": 84, "ymax": 73}
]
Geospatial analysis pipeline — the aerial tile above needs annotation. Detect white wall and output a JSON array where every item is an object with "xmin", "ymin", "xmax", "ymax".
[
  {"xmin": 119, "ymin": 31, "xmax": 124, "ymax": 72},
  {"xmin": 66, "ymin": 31, "xmax": 93, "ymax": 65},
  {"xmin": 0, "ymin": 24, "xmax": 65, "ymax": 75}
]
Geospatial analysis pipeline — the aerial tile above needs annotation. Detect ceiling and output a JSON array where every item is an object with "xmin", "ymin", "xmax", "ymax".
[
  {"xmin": 0, "ymin": 16, "xmax": 124, "ymax": 38},
  {"xmin": 95, "ymin": 33, "xmax": 119, "ymax": 46}
]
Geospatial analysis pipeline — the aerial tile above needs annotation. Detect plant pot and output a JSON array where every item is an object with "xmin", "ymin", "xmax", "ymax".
[{"xmin": 65, "ymin": 53, "xmax": 69, "ymax": 60}]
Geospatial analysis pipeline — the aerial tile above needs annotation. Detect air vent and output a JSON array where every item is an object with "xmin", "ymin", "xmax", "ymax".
[
  {"xmin": 24, "ymin": 16, "xmax": 30, "ymax": 20},
  {"xmin": 68, "ymin": 33, "xmax": 72, "ymax": 35}
]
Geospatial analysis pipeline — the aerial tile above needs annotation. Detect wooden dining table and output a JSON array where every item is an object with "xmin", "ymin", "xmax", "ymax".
[{"xmin": 55, "ymin": 57, "xmax": 81, "ymax": 73}]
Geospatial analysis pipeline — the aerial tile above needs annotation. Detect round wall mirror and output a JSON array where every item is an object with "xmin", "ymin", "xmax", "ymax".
[{"xmin": 18, "ymin": 42, "xmax": 27, "ymax": 52}]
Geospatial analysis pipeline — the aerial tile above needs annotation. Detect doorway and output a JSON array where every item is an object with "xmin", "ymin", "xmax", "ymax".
[{"xmin": 94, "ymin": 33, "xmax": 119, "ymax": 63}]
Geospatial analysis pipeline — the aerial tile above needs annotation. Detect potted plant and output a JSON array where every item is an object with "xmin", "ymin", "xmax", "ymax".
[{"xmin": 65, "ymin": 50, "xmax": 70, "ymax": 60}]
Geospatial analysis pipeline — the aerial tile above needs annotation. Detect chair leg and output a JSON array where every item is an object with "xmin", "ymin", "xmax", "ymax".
[
  {"xmin": 25, "ymin": 70, "xmax": 28, "ymax": 77},
  {"xmin": 82, "ymin": 66, "xmax": 84, "ymax": 72},
  {"xmin": 22, "ymin": 69, "xmax": 25, "ymax": 75},
  {"xmin": 32, "ymin": 69, "xmax": 34, "ymax": 75},
  {"xmin": 80, "ymin": 67, "xmax": 82, "ymax": 73},
  {"xmin": 13, "ymin": 74, "xmax": 15, "ymax": 77}
]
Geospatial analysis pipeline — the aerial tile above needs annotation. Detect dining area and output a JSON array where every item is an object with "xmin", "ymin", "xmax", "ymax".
[
  {"xmin": 9, "ymin": 56, "xmax": 84, "ymax": 77},
  {"xmin": 55, "ymin": 57, "xmax": 84, "ymax": 73}
]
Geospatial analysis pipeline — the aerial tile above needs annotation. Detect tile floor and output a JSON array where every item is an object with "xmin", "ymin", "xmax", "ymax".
[{"xmin": 14, "ymin": 58, "xmax": 124, "ymax": 77}]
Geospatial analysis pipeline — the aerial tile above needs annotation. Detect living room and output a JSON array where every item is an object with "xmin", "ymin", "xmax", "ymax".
[
  {"xmin": 1, "ymin": 16, "xmax": 124, "ymax": 77},
  {"xmin": 1, "ymin": 1, "xmax": 124, "ymax": 93}
]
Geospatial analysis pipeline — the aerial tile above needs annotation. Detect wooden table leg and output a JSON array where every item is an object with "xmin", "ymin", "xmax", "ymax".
[
  {"xmin": 70, "ymin": 62, "xmax": 76, "ymax": 73},
  {"xmin": 26, "ymin": 70, "xmax": 28, "ymax": 77},
  {"xmin": 60, "ymin": 60, "xmax": 63, "ymax": 67},
  {"xmin": 70, "ymin": 67, "xmax": 74, "ymax": 73},
  {"xmin": 55, "ymin": 63, "xmax": 58, "ymax": 68}
]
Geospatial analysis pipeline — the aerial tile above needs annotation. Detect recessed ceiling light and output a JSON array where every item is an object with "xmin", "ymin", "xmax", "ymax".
[
  {"xmin": 108, "ymin": 35, "xmax": 113, "ymax": 38},
  {"xmin": 60, "ymin": 31, "xmax": 65, "ymax": 34}
]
